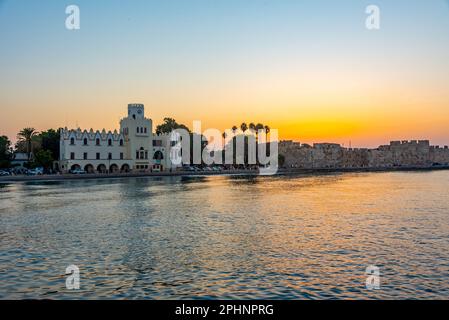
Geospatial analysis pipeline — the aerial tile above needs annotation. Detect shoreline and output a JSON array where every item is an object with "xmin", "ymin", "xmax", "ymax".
[{"xmin": 1, "ymin": 165, "xmax": 449, "ymax": 183}]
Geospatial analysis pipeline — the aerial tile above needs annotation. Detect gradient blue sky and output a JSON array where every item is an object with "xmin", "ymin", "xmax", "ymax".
[{"xmin": 1, "ymin": 0, "xmax": 448, "ymax": 147}]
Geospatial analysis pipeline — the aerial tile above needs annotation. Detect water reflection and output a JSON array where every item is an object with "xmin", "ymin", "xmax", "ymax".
[{"xmin": 1, "ymin": 171, "xmax": 449, "ymax": 299}]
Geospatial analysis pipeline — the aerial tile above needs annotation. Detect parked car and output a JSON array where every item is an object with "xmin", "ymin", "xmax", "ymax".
[
  {"xmin": 13, "ymin": 168, "xmax": 28, "ymax": 175},
  {"xmin": 27, "ymin": 167, "xmax": 44, "ymax": 175},
  {"xmin": 0, "ymin": 170, "xmax": 11, "ymax": 176},
  {"xmin": 69, "ymin": 169, "xmax": 86, "ymax": 174}
]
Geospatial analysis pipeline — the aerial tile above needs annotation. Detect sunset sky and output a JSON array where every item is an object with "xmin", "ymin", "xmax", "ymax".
[{"xmin": 1, "ymin": 0, "xmax": 448, "ymax": 147}]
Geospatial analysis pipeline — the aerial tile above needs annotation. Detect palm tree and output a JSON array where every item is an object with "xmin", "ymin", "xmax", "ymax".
[
  {"xmin": 222, "ymin": 132, "xmax": 227, "ymax": 145},
  {"xmin": 261, "ymin": 125, "xmax": 272, "ymax": 165},
  {"xmin": 264, "ymin": 125, "xmax": 270, "ymax": 134},
  {"xmin": 255, "ymin": 123, "xmax": 264, "ymax": 141},
  {"xmin": 240, "ymin": 122, "xmax": 248, "ymax": 133},
  {"xmin": 17, "ymin": 128, "xmax": 38, "ymax": 161},
  {"xmin": 249, "ymin": 122, "xmax": 256, "ymax": 133},
  {"xmin": 229, "ymin": 126, "xmax": 238, "ymax": 166}
]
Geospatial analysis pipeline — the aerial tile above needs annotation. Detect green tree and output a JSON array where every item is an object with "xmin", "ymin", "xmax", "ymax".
[
  {"xmin": 155, "ymin": 118, "xmax": 209, "ymax": 165},
  {"xmin": 17, "ymin": 128, "xmax": 38, "ymax": 160},
  {"xmin": 255, "ymin": 123, "xmax": 264, "ymax": 133},
  {"xmin": 264, "ymin": 125, "xmax": 270, "ymax": 134},
  {"xmin": 155, "ymin": 118, "xmax": 190, "ymax": 135},
  {"xmin": 39, "ymin": 129, "xmax": 60, "ymax": 160},
  {"xmin": 0, "ymin": 135, "xmax": 12, "ymax": 168},
  {"xmin": 249, "ymin": 122, "xmax": 256, "ymax": 133},
  {"xmin": 33, "ymin": 149, "xmax": 53, "ymax": 169},
  {"xmin": 15, "ymin": 135, "xmax": 41, "ymax": 154},
  {"xmin": 223, "ymin": 122, "xmax": 272, "ymax": 166}
]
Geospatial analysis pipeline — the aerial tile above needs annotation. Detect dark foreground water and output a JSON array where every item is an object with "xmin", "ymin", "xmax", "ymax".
[{"xmin": 1, "ymin": 171, "xmax": 449, "ymax": 299}]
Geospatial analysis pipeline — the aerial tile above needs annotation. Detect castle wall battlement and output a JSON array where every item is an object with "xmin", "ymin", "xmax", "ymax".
[{"xmin": 279, "ymin": 140, "xmax": 449, "ymax": 169}]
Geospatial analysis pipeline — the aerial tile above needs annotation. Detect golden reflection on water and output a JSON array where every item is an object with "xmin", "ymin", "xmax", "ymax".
[{"xmin": 1, "ymin": 171, "xmax": 449, "ymax": 299}]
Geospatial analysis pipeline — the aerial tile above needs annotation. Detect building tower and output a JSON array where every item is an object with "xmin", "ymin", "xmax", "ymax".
[{"xmin": 120, "ymin": 104, "xmax": 153, "ymax": 170}]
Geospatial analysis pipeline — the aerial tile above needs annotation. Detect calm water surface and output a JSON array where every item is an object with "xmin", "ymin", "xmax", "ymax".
[{"xmin": 1, "ymin": 171, "xmax": 449, "ymax": 299}]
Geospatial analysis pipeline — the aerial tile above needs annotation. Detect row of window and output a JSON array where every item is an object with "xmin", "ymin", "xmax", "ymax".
[
  {"xmin": 70, "ymin": 152, "xmax": 124, "ymax": 160},
  {"xmin": 121, "ymin": 127, "xmax": 149, "ymax": 135},
  {"xmin": 137, "ymin": 127, "xmax": 147, "ymax": 134},
  {"xmin": 70, "ymin": 136, "xmax": 160, "ymax": 146},
  {"xmin": 136, "ymin": 150, "xmax": 149, "ymax": 159},
  {"xmin": 70, "ymin": 138, "xmax": 124, "ymax": 146}
]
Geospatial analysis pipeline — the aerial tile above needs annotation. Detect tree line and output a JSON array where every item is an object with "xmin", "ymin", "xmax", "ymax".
[
  {"xmin": 0, "ymin": 119, "xmax": 282, "ymax": 170},
  {"xmin": 0, "ymin": 128, "xmax": 60, "ymax": 170},
  {"xmin": 156, "ymin": 118, "xmax": 282, "ymax": 166}
]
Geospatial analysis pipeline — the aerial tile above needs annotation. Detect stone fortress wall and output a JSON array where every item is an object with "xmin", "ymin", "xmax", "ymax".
[{"xmin": 279, "ymin": 140, "xmax": 449, "ymax": 169}]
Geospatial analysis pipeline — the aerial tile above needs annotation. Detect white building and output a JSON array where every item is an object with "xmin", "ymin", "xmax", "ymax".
[
  {"xmin": 11, "ymin": 152, "xmax": 31, "ymax": 169},
  {"xmin": 58, "ymin": 104, "xmax": 176, "ymax": 173}
]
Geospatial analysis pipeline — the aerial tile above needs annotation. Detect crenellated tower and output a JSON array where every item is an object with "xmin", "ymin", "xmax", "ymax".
[{"xmin": 120, "ymin": 104, "xmax": 153, "ymax": 170}]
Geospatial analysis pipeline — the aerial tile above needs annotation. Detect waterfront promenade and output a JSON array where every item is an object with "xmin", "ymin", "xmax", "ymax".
[{"xmin": 1, "ymin": 165, "xmax": 449, "ymax": 183}]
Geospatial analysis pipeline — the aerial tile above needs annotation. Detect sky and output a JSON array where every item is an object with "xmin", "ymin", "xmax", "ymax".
[{"xmin": 0, "ymin": 0, "xmax": 448, "ymax": 147}]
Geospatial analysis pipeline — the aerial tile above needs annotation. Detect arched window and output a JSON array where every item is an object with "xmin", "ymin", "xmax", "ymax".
[
  {"xmin": 153, "ymin": 151, "xmax": 164, "ymax": 160},
  {"xmin": 119, "ymin": 139, "xmax": 123, "ymax": 146},
  {"xmin": 96, "ymin": 138, "xmax": 100, "ymax": 146},
  {"xmin": 83, "ymin": 138, "xmax": 88, "ymax": 145},
  {"xmin": 137, "ymin": 127, "xmax": 139, "ymax": 133},
  {"xmin": 108, "ymin": 139, "xmax": 112, "ymax": 146},
  {"xmin": 70, "ymin": 137, "xmax": 75, "ymax": 145},
  {"xmin": 144, "ymin": 127, "xmax": 147, "ymax": 134}
]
